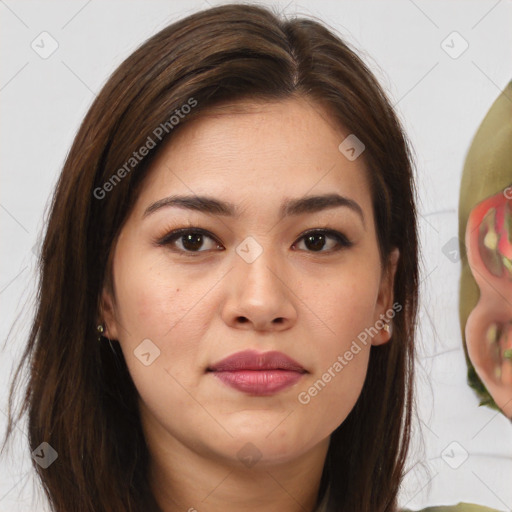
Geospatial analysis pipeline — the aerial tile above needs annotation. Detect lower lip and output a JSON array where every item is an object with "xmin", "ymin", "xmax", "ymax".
[{"xmin": 210, "ymin": 370, "xmax": 304, "ymax": 396}]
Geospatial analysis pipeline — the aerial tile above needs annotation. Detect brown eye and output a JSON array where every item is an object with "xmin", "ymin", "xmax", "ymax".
[
  {"xmin": 294, "ymin": 229, "xmax": 353, "ymax": 253},
  {"xmin": 157, "ymin": 229, "xmax": 223, "ymax": 254}
]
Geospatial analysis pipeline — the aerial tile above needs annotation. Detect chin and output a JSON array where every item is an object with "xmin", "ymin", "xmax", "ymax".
[{"xmin": 216, "ymin": 425, "xmax": 320, "ymax": 466}]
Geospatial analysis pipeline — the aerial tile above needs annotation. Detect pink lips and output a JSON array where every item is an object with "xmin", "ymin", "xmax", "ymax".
[{"xmin": 207, "ymin": 350, "xmax": 307, "ymax": 396}]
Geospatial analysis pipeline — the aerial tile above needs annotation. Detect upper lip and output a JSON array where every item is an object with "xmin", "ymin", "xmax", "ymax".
[{"xmin": 207, "ymin": 350, "xmax": 306, "ymax": 373}]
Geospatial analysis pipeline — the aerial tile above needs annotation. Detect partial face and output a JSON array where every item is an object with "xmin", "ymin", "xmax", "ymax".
[
  {"xmin": 465, "ymin": 190, "xmax": 512, "ymax": 418},
  {"xmin": 101, "ymin": 96, "xmax": 397, "ymax": 468}
]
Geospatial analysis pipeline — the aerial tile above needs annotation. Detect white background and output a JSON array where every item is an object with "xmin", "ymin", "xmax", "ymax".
[{"xmin": 1, "ymin": 1, "xmax": 512, "ymax": 511}]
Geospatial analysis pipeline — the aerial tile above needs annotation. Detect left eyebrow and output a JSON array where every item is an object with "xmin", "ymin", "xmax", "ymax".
[{"xmin": 142, "ymin": 193, "xmax": 365, "ymax": 227}]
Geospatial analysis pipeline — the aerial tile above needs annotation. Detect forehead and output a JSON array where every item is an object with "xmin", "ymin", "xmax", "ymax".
[{"xmin": 134, "ymin": 96, "xmax": 373, "ymax": 219}]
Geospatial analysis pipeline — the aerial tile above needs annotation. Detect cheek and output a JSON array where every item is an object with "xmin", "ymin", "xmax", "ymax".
[
  {"xmin": 294, "ymin": 335, "xmax": 370, "ymax": 444},
  {"xmin": 110, "ymin": 257, "xmax": 214, "ymax": 427},
  {"xmin": 113, "ymin": 248, "xmax": 206, "ymax": 339},
  {"xmin": 110, "ymin": 248, "xmax": 216, "ymax": 388},
  {"xmin": 304, "ymin": 259, "xmax": 380, "ymax": 347},
  {"xmin": 293, "ymin": 266, "xmax": 377, "ymax": 434}
]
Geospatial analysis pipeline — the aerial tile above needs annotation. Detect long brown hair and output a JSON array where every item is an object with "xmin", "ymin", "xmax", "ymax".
[{"xmin": 2, "ymin": 4, "xmax": 418, "ymax": 511}]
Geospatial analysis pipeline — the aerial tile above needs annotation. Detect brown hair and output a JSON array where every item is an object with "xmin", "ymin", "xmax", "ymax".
[{"xmin": 2, "ymin": 4, "xmax": 418, "ymax": 511}]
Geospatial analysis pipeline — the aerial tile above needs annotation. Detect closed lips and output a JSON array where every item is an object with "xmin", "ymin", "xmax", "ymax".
[
  {"xmin": 207, "ymin": 350, "xmax": 307, "ymax": 396},
  {"xmin": 207, "ymin": 350, "xmax": 307, "ymax": 373}
]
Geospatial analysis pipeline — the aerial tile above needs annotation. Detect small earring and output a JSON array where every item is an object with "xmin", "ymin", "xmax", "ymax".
[
  {"xmin": 97, "ymin": 324, "xmax": 105, "ymax": 342},
  {"xmin": 96, "ymin": 323, "xmax": 119, "ymax": 361},
  {"xmin": 383, "ymin": 323, "xmax": 392, "ymax": 335}
]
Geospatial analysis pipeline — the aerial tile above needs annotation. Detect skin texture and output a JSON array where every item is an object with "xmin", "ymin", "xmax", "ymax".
[
  {"xmin": 458, "ymin": 79, "xmax": 512, "ymax": 418},
  {"xmin": 100, "ymin": 96, "xmax": 398, "ymax": 512}
]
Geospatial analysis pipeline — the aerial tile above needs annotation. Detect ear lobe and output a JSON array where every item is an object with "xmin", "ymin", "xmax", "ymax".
[
  {"xmin": 372, "ymin": 247, "xmax": 400, "ymax": 346},
  {"xmin": 98, "ymin": 286, "xmax": 119, "ymax": 340}
]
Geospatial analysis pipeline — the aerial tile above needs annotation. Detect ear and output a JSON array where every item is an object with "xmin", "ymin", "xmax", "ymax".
[
  {"xmin": 98, "ymin": 284, "xmax": 120, "ymax": 340},
  {"xmin": 371, "ymin": 247, "xmax": 400, "ymax": 346}
]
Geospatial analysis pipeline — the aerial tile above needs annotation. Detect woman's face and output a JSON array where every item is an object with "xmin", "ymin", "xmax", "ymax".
[{"xmin": 102, "ymin": 96, "xmax": 397, "ymax": 469}]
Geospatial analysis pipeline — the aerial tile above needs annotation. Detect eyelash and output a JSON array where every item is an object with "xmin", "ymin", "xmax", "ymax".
[{"xmin": 155, "ymin": 227, "xmax": 353, "ymax": 256}]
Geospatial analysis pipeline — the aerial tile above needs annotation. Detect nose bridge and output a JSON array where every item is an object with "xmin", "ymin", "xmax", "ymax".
[
  {"xmin": 234, "ymin": 235, "xmax": 286, "ymax": 300},
  {"xmin": 223, "ymin": 234, "xmax": 297, "ymax": 330}
]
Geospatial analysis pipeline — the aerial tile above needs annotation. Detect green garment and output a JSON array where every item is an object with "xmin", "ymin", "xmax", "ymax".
[
  {"xmin": 315, "ymin": 501, "xmax": 501, "ymax": 511},
  {"xmin": 401, "ymin": 504, "xmax": 502, "ymax": 512},
  {"xmin": 315, "ymin": 489, "xmax": 502, "ymax": 511}
]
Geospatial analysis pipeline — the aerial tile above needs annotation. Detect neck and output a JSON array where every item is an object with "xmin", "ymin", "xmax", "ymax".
[{"xmin": 146, "ymin": 423, "xmax": 329, "ymax": 512}]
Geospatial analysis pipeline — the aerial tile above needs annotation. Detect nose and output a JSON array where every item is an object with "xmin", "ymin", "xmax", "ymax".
[{"xmin": 220, "ymin": 243, "xmax": 298, "ymax": 332}]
